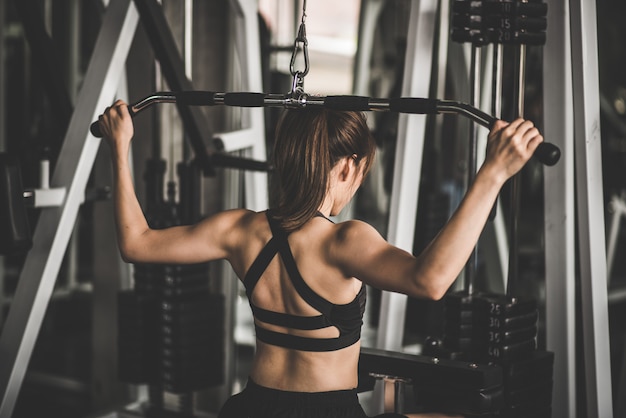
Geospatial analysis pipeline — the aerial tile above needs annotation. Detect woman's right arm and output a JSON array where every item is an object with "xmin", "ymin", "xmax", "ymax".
[
  {"xmin": 331, "ymin": 118, "xmax": 543, "ymax": 299},
  {"xmin": 99, "ymin": 100, "xmax": 249, "ymax": 266}
]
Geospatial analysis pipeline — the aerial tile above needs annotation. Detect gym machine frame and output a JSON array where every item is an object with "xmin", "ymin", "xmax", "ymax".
[
  {"xmin": 0, "ymin": 0, "xmax": 269, "ymax": 416},
  {"xmin": 539, "ymin": 0, "xmax": 616, "ymax": 416},
  {"xmin": 4, "ymin": 0, "xmax": 615, "ymax": 417},
  {"xmin": 368, "ymin": 0, "xmax": 613, "ymax": 416},
  {"xmin": 0, "ymin": 1, "xmax": 140, "ymax": 417}
]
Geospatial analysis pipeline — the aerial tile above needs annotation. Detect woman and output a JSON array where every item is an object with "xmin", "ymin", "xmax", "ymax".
[{"xmin": 98, "ymin": 101, "xmax": 542, "ymax": 418}]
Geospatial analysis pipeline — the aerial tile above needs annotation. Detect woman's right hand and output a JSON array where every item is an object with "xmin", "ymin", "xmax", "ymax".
[
  {"xmin": 482, "ymin": 118, "xmax": 544, "ymax": 184},
  {"xmin": 97, "ymin": 99, "xmax": 134, "ymax": 153}
]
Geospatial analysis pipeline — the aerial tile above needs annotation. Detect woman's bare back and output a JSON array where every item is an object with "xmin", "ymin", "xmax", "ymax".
[{"xmin": 229, "ymin": 211, "xmax": 364, "ymax": 392}]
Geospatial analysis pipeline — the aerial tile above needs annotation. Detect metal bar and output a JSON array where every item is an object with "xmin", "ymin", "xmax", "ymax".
[
  {"xmin": 569, "ymin": 0, "xmax": 614, "ymax": 415},
  {"xmin": 506, "ymin": 37, "xmax": 526, "ymax": 298},
  {"xmin": 370, "ymin": 0, "xmax": 438, "ymax": 412},
  {"xmin": 542, "ymin": 1, "xmax": 576, "ymax": 416},
  {"xmin": 93, "ymin": 92, "xmax": 559, "ymax": 166},
  {"xmin": 231, "ymin": 0, "xmax": 268, "ymax": 212},
  {"xmin": 376, "ymin": 0, "xmax": 438, "ymax": 352},
  {"xmin": 463, "ymin": 45, "xmax": 481, "ymax": 295},
  {"xmin": 0, "ymin": 0, "xmax": 5, "ymax": 152},
  {"xmin": 0, "ymin": 0, "xmax": 6, "ymax": 329},
  {"xmin": 606, "ymin": 194, "xmax": 625, "ymax": 282},
  {"xmin": 218, "ymin": 0, "xmax": 269, "ymax": 406},
  {"xmin": 132, "ymin": 0, "xmax": 216, "ymax": 174},
  {"xmin": 0, "ymin": 1, "xmax": 138, "ymax": 416},
  {"xmin": 352, "ymin": 0, "xmax": 384, "ymax": 95},
  {"xmin": 487, "ymin": 2, "xmax": 510, "ymax": 295}
]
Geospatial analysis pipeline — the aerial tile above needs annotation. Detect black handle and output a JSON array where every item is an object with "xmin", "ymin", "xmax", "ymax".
[
  {"xmin": 533, "ymin": 142, "xmax": 560, "ymax": 166},
  {"xmin": 90, "ymin": 119, "xmax": 103, "ymax": 138},
  {"xmin": 90, "ymin": 107, "xmax": 136, "ymax": 138}
]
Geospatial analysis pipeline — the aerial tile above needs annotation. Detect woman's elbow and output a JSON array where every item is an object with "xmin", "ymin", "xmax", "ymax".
[
  {"xmin": 118, "ymin": 241, "xmax": 143, "ymax": 264},
  {"xmin": 119, "ymin": 250, "xmax": 134, "ymax": 264},
  {"xmin": 427, "ymin": 286, "xmax": 448, "ymax": 301},
  {"xmin": 408, "ymin": 277, "xmax": 449, "ymax": 301},
  {"xmin": 118, "ymin": 247, "xmax": 134, "ymax": 264}
]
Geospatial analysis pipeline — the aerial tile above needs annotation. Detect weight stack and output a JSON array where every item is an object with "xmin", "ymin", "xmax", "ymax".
[
  {"xmin": 422, "ymin": 292, "xmax": 554, "ymax": 417},
  {"xmin": 422, "ymin": 291, "xmax": 482, "ymax": 362},
  {"xmin": 451, "ymin": 0, "xmax": 548, "ymax": 47},
  {"xmin": 473, "ymin": 294, "xmax": 554, "ymax": 418},
  {"xmin": 133, "ymin": 263, "xmax": 225, "ymax": 393}
]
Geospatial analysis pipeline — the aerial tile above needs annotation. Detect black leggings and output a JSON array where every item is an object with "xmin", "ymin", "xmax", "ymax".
[{"xmin": 217, "ymin": 378, "xmax": 406, "ymax": 418}]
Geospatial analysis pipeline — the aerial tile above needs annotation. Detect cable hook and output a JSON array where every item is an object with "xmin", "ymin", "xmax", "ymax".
[{"xmin": 289, "ymin": 0, "xmax": 309, "ymax": 96}]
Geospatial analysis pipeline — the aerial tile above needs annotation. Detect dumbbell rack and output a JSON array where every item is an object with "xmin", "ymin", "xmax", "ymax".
[{"xmin": 422, "ymin": 1, "xmax": 554, "ymax": 417}]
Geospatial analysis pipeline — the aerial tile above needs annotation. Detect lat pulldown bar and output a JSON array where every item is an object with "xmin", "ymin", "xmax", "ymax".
[{"xmin": 91, "ymin": 91, "xmax": 561, "ymax": 166}]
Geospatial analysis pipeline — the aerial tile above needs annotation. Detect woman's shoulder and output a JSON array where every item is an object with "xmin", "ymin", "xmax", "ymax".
[
  {"xmin": 332, "ymin": 218, "xmax": 384, "ymax": 243},
  {"xmin": 201, "ymin": 208, "xmax": 271, "ymax": 252},
  {"xmin": 211, "ymin": 208, "xmax": 269, "ymax": 230}
]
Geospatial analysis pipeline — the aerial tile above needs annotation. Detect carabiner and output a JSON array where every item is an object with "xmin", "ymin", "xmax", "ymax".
[{"xmin": 289, "ymin": 23, "xmax": 309, "ymax": 78}]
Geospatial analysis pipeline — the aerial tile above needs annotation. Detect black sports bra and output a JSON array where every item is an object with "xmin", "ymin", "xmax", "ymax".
[{"xmin": 242, "ymin": 211, "xmax": 366, "ymax": 352}]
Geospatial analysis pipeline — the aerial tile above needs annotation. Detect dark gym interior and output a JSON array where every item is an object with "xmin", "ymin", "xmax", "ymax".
[{"xmin": 1, "ymin": 0, "xmax": 625, "ymax": 417}]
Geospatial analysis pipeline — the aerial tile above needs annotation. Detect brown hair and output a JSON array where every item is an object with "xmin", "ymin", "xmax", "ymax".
[{"xmin": 270, "ymin": 108, "xmax": 376, "ymax": 232}]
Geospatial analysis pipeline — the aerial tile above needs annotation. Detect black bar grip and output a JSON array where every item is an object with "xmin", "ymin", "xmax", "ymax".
[
  {"xmin": 210, "ymin": 153, "xmax": 272, "ymax": 172},
  {"xmin": 324, "ymin": 95, "xmax": 371, "ymax": 111},
  {"xmin": 224, "ymin": 92, "xmax": 266, "ymax": 107},
  {"xmin": 175, "ymin": 90, "xmax": 216, "ymax": 106},
  {"xmin": 534, "ymin": 142, "xmax": 560, "ymax": 166},
  {"xmin": 90, "ymin": 120, "xmax": 102, "ymax": 138},
  {"xmin": 90, "ymin": 107, "xmax": 136, "ymax": 138},
  {"xmin": 389, "ymin": 97, "xmax": 439, "ymax": 114},
  {"xmin": 486, "ymin": 118, "xmax": 560, "ymax": 166}
]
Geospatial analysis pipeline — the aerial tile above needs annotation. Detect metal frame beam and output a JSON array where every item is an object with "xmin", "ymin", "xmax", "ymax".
[
  {"xmin": 542, "ymin": 1, "xmax": 576, "ymax": 416},
  {"xmin": 221, "ymin": 0, "xmax": 268, "ymax": 401},
  {"xmin": 376, "ymin": 0, "xmax": 438, "ymax": 353},
  {"xmin": 569, "ymin": 0, "xmax": 613, "ymax": 416},
  {"xmin": 371, "ymin": 2, "xmax": 438, "ymax": 412},
  {"xmin": 0, "ymin": 1, "xmax": 139, "ymax": 416},
  {"xmin": 132, "ymin": 0, "xmax": 216, "ymax": 174},
  {"xmin": 227, "ymin": 0, "xmax": 268, "ymax": 212}
]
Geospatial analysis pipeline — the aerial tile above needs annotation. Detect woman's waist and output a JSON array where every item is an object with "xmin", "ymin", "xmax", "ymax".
[{"xmin": 250, "ymin": 342, "xmax": 360, "ymax": 392}]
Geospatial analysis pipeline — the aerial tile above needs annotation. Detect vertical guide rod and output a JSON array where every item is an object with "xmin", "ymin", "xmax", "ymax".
[
  {"xmin": 542, "ymin": 0, "xmax": 576, "ymax": 415},
  {"xmin": 373, "ymin": 0, "xmax": 438, "ymax": 413},
  {"xmin": 376, "ymin": 0, "xmax": 438, "ymax": 352},
  {"xmin": 506, "ymin": 23, "xmax": 526, "ymax": 298},
  {"xmin": 464, "ymin": 44, "xmax": 481, "ymax": 296},
  {"xmin": 491, "ymin": 43, "xmax": 503, "ymax": 119}
]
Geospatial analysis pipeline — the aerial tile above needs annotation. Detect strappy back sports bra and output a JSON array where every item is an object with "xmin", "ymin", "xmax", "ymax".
[{"xmin": 242, "ymin": 211, "xmax": 366, "ymax": 352}]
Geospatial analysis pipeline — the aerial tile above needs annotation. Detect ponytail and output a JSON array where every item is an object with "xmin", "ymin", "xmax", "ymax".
[{"xmin": 270, "ymin": 108, "xmax": 376, "ymax": 232}]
